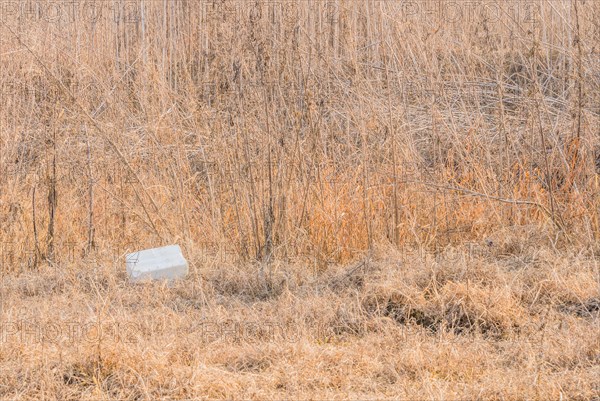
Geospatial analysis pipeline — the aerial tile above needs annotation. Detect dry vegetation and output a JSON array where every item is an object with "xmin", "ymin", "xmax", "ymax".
[{"xmin": 0, "ymin": 0, "xmax": 599, "ymax": 399}]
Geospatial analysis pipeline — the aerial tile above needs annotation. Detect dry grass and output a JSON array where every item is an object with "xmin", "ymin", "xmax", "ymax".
[
  {"xmin": 0, "ymin": 239, "xmax": 598, "ymax": 399},
  {"xmin": 0, "ymin": 1, "xmax": 599, "ymax": 399}
]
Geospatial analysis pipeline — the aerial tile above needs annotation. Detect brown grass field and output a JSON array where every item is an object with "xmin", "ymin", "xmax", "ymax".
[{"xmin": 0, "ymin": 1, "xmax": 599, "ymax": 399}]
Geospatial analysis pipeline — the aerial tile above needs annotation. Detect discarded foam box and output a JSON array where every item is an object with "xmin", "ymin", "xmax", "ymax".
[{"xmin": 126, "ymin": 244, "xmax": 188, "ymax": 282}]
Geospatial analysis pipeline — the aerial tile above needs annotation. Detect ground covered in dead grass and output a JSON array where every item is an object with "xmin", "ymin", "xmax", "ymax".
[
  {"xmin": 1, "ymin": 234, "xmax": 598, "ymax": 400},
  {"xmin": 1, "ymin": 1, "xmax": 600, "ymax": 399}
]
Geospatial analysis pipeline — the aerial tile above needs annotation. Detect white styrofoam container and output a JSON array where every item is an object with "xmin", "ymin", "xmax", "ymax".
[{"xmin": 126, "ymin": 244, "xmax": 188, "ymax": 282}]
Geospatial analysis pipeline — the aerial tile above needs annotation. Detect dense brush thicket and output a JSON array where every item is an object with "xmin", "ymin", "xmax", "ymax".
[{"xmin": 1, "ymin": 1, "xmax": 599, "ymax": 269}]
